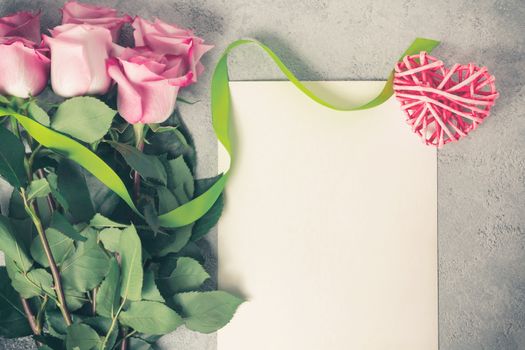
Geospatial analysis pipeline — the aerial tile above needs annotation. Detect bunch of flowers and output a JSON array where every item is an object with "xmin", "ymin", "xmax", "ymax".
[{"xmin": 0, "ymin": 2, "xmax": 240, "ymax": 350}]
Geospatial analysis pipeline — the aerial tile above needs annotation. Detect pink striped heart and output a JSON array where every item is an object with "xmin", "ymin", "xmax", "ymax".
[{"xmin": 393, "ymin": 52, "xmax": 499, "ymax": 147}]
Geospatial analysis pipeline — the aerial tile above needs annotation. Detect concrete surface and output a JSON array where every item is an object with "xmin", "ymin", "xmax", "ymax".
[{"xmin": 0, "ymin": 0, "xmax": 524, "ymax": 349}]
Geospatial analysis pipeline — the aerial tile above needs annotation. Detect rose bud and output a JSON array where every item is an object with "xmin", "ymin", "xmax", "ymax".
[
  {"xmin": 0, "ymin": 12, "xmax": 49, "ymax": 98},
  {"xmin": 132, "ymin": 17, "xmax": 213, "ymax": 86},
  {"xmin": 107, "ymin": 47, "xmax": 193, "ymax": 124},
  {"xmin": 43, "ymin": 24, "xmax": 114, "ymax": 97},
  {"xmin": 0, "ymin": 38, "xmax": 50, "ymax": 98},
  {"xmin": 0, "ymin": 11, "xmax": 41, "ymax": 43},
  {"xmin": 61, "ymin": 1, "xmax": 131, "ymax": 41}
]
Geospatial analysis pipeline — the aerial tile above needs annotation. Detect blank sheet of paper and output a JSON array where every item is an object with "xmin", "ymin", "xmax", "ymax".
[{"xmin": 218, "ymin": 81, "xmax": 437, "ymax": 350}]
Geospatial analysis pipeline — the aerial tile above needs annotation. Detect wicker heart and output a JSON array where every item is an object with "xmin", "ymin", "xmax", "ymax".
[{"xmin": 393, "ymin": 52, "xmax": 498, "ymax": 147}]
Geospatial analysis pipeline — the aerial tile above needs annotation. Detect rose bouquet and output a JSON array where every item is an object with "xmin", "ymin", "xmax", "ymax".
[{"xmin": 0, "ymin": 2, "xmax": 241, "ymax": 349}]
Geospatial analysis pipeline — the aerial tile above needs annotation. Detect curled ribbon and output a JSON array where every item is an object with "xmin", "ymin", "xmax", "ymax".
[{"xmin": 0, "ymin": 38, "xmax": 440, "ymax": 227}]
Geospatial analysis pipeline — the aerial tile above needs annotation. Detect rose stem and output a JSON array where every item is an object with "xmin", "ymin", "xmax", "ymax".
[
  {"xmin": 10, "ymin": 119, "xmax": 44, "ymax": 336},
  {"xmin": 22, "ymin": 190, "xmax": 72, "ymax": 326},
  {"xmin": 20, "ymin": 298, "xmax": 40, "ymax": 336},
  {"xmin": 120, "ymin": 327, "xmax": 129, "ymax": 350},
  {"xmin": 12, "ymin": 116, "xmax": 72, "ymax": 326}
]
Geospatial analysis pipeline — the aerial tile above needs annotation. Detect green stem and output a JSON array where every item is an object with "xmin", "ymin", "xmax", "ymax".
[
  {"xmin": 100, "ymin": 301, "xmax": 126, "ymax": 350},
  {"xmin": 21, "ymin": 189, "xmax": 72, "ymax": 326},
  {"xmin": 35, "ymin": 295, "xmax": 49, "ymax": 334},
  {"xmin": 132, "ymin": 123, "xmax": 145, "ymax": 148}
]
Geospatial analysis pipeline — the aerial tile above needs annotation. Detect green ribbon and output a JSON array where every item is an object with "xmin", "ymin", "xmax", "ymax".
[{"xmin": 0, "ymin": 38, "xmax": 439, "ymax": 228}]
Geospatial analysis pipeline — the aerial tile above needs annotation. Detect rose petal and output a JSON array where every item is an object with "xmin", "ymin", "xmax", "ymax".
[
  {"xmin": 107, "ymin": 58, "xmax": 143, "ymax": 124},
  {"xmin": 62, "ymin": 1, "xmax": 118, "ymax": 20},
  {"xmin": 61, "ymin": 1, "xmax": 131, "ymax": 41},
  {"xmin": 0, "ymin": 11, "xmax": 41, "ymax": 43},
  {"xmin": 43, "ymin": 35, "xmax": 91, "ymax": 97},
  {"xmin": 45, "ymin": 25, "xmax": 113, "ymax": 97},
  {"xmin": 137, "ymin": 78, "xmax": 179, "ymax": 124},
  {"xmin": 120, "ymin": 58, "xmax": 165, "ymax": 84},
  {"xmin": 0, "ymin": 41, "xmax": 50, "ymax": 98}
]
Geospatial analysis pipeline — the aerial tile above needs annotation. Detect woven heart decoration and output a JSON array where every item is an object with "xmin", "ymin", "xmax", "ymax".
[{"xmin": 393, "ymin": 52, "xmax": 499, "ymax": 147}]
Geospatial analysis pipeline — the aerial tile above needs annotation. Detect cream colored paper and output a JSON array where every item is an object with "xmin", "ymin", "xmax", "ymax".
[{"xmin": 218, "ymin": 81, "xmax": 437, "ymax": 350}]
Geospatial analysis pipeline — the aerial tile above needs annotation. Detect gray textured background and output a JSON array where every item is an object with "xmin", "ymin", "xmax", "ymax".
[{"xmin": 1, "ymin": 0, "xmax": 524, "ymax": 349}]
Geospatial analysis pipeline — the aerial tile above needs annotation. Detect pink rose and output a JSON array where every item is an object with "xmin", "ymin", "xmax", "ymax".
[
  {"xmin": 61, "ymin": 1, "xmax": 131, "ymax": 41},
  {"xmin": 132, "ymin": 17, "xmax": 212, "ymax": 86},
  {"xmin": 107, "ymin": 47, "xmax": 189, "ymax": 124},
  {"xmin": 0, "ymin": 11, "xmax": 41, "ymax": 43},
  {"xmin": 0, "ymin": 12, "xmax": 49, "ymax": 98},
  {"xmin": 0, "ymin": 38, "xmax": 50, "ymax": 98},
  {"xmin": 43, "ymin": 24, "xmax": 114, "ymax": 97}
]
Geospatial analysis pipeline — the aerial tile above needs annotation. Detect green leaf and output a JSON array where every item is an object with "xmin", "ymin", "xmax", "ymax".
[
  {"xmin": 26, "ymin": 178, "xmax": 51, "ymax": 201},
  {"xmin": 166, "ymin": 156, "xmax": 194, "ymax": 203},
  {"xmin": 99, "ymin": 227, "xmax": 121, "ymax": 253},
  {"xmin": 142, "ymin": 201, "xmax": 160, "ymax": 234},
  {"xmin": 9, "ymin": 218, "xmax": 34, "ymax": 249},
  {"xmin": 82, "ymin": 316, "xmax": 111, "ymax": 334},
  {"xmin": 30, "ymin": 228, "xmax": 74, "ymax": 267},
  {"xmin": 157, "ymin": 257, "xmax": 209, "ymax": 295},
  {"xmin": 35, "ymin": 334, "xmax": 65, "ymax": 350},
  {"xmin": 9, "ymin": 190, "xmax": 28, "ymax": 219},
  {"xmin": 119, "ymin": 301, "xmax": 183, "ymax": 335},
  {"xmin": 45, "ymin": 309, "xmax": 68, "ymax": 339},
  {"xmin": 57, "ymin": 159, "xmax": 119, "ymax": 223},
  {"xmin": 47, "ymin": 173, "xmax": 69, "ymax": 211},
  {"xmin": 35, "ymin": 195, "xmax": 53, "ymax": 227},
  {"xmin": 50, "ymin": 212, "xmax": 86, "ymax": 242},
  {"xmin": 0, "ymin": 267, "xmax": 32, "ymax": 338},
  {"xmin": 83, "ymin": 316, "xmax": 117, "ymax": 350},
  {"xmin": 119, "ymin": 225, "xmax": 143, "ymax": 301},
  {"xmin": 145, "ymin": 128, "xmax": 194, "ymax": 163},
  {"xmin": 96, "ymin": 257, "xmax": 120, "ymax": 318},
  {"xmin": 175, "ymin": 242, "xmax": 205, "ymax": 263},
  {"xmin": 110, "ymin": 142, "xmax": 167, "ymax": 186},
  {"xmin": 7, "ymin": 263, "xmax": 54, "ymax": 299},
  {"xmin": 192, "ymin": 177, "xmax": 225, "ymax": 241},
  {"xmin": 65, "ymin": 288, "xmax": 88, "ymax": 312},
  {"xmin": 89, "ymin": 214, "xmax": 127, "ymax": 229},
  {"xmin": 28, "ymin": 101, "xmax": 50, "ymax": 126},
  {"xmin": 145, "ymin": 225, "xmax": 192, "ymax": 257},
  {"xmin": 148, "ymin": 123, "xmax": 178, "ymax": 133},
  {"xmin": 60, "ymin": 229, "xmax": 109, "ymax": 292},
  {"xmin": 65, "ymin": 323, "xmax": 101, "ymax": 350},
  {"xmin": 173, "ymin": 291, "xmax": 243, "ymax": 334},
  {"xmin": 191, "ymin": 195, "xmax": 223, "ymax": 241},
  {"xmin": 57, "ymin": 159, "xmax": 95, "ymax": 222},
  {"xmin": 156, "ymin": 186, "xmax": 180, "ymax": 214},
  {"xmin": 128, "ymin": 338, "xmax": 154, "ymax": 350},
  {"xmin": 141, "ymin": 270, "xmax": 164, "ymax": 302},
  {"xmin": 52, "ymin": 96, "xmax": 116, "ymax": 143},
  {"xmin": 0, "ymin": 126, "xmax": 27, "ymax": 188},
  {"xmin": 0, "ymin": 214, "xmax": 32, "ymax": 272}
]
